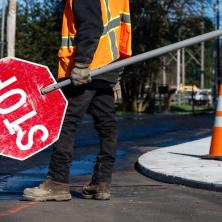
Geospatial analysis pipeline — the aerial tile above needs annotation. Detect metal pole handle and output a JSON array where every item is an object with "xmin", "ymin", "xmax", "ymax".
[{"xmin": 41, "ymin": 30, "xmax": 222, "ymax": 95}]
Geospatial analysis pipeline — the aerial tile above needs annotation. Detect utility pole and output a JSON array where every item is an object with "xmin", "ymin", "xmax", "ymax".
[
  {"xmin": 216, "ymin": 0, "xmax": 221, "ymax": 85},
  {"xmin": 177, "ymin": 27, "xmax": 182, "ymax": 92},
  {"xmin": 200, "ymin": 0, "xmax": 205, "ymax": 89},
  {"xmin": 1, "ymin": 0, "xmax": 6, "ymax": 58},
  {"xmin": 177, "ymin": 49, "xmax": 181, "ymax": 91},
  {"xmin": 182, "ymin": 48, "xmax": 185, "ymax": 85},
  {"xmin": 7, "ymin": 0, "xmax": 16, "ymax": 57},
  {"xmin": 162, "ymin": 57, "xmax": 166, "ymax": 86}
]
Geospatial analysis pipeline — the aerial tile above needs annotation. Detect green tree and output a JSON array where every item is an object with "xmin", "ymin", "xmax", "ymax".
[
  {"xmin": 16, "ymin": 0, "xmax": 65, "ymax": 76},
  {"xmin": 15, "ymin": 0, "xmax": 215, "ymax": 112},
  {"xmin": 120, "ymin": 0, "xmax": 214, "ymax": 113}
]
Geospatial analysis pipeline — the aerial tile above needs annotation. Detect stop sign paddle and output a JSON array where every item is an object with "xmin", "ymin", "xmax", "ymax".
[{"xmin": 0, "ymin": 57, "xmax": 67, "ymax": 160}]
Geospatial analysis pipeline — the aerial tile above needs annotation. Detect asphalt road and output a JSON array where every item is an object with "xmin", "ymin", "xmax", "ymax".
[{"xmin": 1, "ymin": 113, "xmax": 222, "ymax": 222}]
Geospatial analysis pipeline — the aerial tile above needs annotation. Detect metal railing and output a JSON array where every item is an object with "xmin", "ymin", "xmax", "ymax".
[{"xmin": 41, "ymin": 30, "xmax": 222, "ymax": 95}]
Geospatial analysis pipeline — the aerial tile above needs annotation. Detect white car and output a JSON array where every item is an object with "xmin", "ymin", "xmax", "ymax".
[{"xmin": 193, "ymin": 89, "xmax": 212, "ymax": 105}]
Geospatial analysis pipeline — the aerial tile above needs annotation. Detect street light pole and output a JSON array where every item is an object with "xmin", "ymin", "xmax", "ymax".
[
  {"xmin": 216, "ymin": 0, "xmax": 221, "ymax": 84},
  {"xmin": 7, "ymin": 0, "xmax": 16, "ymax": 57},
  {"xmin": 200, "ymin": 0, "xmax": 205, "ymax": 89}
]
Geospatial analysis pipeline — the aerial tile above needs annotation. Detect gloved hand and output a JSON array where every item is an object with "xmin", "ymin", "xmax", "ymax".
[{"xmin": 70, "ymin": 62, "xmax": 91, "ymax": 86}]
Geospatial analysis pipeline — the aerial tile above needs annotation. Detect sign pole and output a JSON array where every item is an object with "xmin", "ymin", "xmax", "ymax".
[{"xmin": 41, "ymin": 30, "xmax": 222, "ymax": 95}]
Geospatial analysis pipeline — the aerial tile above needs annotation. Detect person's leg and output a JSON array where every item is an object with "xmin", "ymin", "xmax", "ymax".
[
  {"xmin": 82, "ymin": 86, "xmax": 117, "ymax": 200},
  {"xmin": 48, "ymin": 84, "xmax": 96, "ymax": 183},
  {"xmin": 23, "ymin": 84, "xmax": 96, "ymax": 201},
  {"xmin": 90, "ymin": 87, "xmax": 117, "ymax": 184}
]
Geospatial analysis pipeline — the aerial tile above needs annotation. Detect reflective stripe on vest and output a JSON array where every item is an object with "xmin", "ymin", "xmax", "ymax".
[
  {"xmin": 61, "ymin": 36, "xmax": 76, "ymax": 49},
  {"xmin": 104, "ymin": 0, "xmax": 118, "ymax": 60},
  {"xmin": 103, "ymin": 13, "xmax": 131, "ymax": 35},
  {"xmin": 60, "ymin": 12, "xmax": 130, "ymax": 51},
  {"xmin": 58, "ymin": 0, "xmax": 132, "ymax": 78},
  {"xmin": 61, "ymin": 13, "xmax": 131, "ymax": 48}
]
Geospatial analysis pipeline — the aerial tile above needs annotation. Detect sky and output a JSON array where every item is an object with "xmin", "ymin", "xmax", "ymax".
[
  {"xmin": 0, "ymin": 0, "xmax": 8, "ymax": 10},
  {"xmin": 0, "ymin": 0, "xmax": 222, "ymax": 27}
]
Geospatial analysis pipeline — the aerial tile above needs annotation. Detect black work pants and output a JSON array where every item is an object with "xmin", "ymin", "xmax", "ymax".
[{"xmin": 48, "ymin": 81, "xmax": 117, "ymax": 184}]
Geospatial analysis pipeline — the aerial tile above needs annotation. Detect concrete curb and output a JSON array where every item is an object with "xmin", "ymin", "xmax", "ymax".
[
  {"xmin": 137, "ymin": 161, "xmax": 222, "ymax": 192},
  {"xmin": 137, "ymin": 137, "xmax": 222, "ymax": 192}
]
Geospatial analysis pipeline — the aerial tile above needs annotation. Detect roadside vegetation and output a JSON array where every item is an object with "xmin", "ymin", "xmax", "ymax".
[{"xmin": 14, "ymin": 0, "xmax": 216, "ymax": 113}]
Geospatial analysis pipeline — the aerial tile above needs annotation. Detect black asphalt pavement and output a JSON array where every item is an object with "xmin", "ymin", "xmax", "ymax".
[{"xmin": 1, "ymin": 113, "xmax": 222, "ymax": 222}]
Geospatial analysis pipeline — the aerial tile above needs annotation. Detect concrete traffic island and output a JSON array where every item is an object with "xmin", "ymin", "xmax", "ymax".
[{"xmin": 138, "ymin": 137, "xmax": 222, "ymax": 192}]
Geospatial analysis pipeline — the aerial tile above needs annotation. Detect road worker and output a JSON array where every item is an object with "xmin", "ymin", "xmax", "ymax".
[{"xmin": 23, "ymin": 0, "xmax": 132, "ymax": 201}]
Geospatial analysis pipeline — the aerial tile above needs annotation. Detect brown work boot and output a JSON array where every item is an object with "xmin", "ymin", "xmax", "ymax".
[
  {"xmin": 82, "ymin": 182, "xmax": 111, "ymax": 200},
  {"xmin": 22, "ymin": 178, "xmax": 72, "ymax": 201}
]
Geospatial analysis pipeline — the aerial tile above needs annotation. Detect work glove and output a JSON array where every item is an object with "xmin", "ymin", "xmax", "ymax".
[{"xmin": 70, "ymin": 62, "xmax": 91, "ymax": 86}]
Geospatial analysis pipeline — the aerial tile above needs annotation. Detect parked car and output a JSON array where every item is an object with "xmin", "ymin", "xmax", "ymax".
[{"xmin": 193, "ymin": 89, "xmax": 212, "ymax": 105}]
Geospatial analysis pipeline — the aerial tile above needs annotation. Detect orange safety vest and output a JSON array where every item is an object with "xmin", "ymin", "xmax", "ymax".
[{"xmin": 58, "ymin": 0, "xmax": 132, "ymax": 79}]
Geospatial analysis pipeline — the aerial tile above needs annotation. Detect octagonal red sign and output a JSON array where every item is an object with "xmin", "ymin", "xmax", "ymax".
[{"xmin": 0, "ymin": 57, "xmax": 67, "ymax": 160}]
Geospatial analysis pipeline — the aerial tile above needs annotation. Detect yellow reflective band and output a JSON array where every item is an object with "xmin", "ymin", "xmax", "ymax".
[
  {"xmin": 61, "ymin": 36, "xmax": 77, "ymax": 48},
  {"xmin": 60, "ymin": 1, "xmax": 131, "ymax": 55},
  {"xmin": 103, "ymin": 0, "xmax": 119, "ymax": 60}
]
